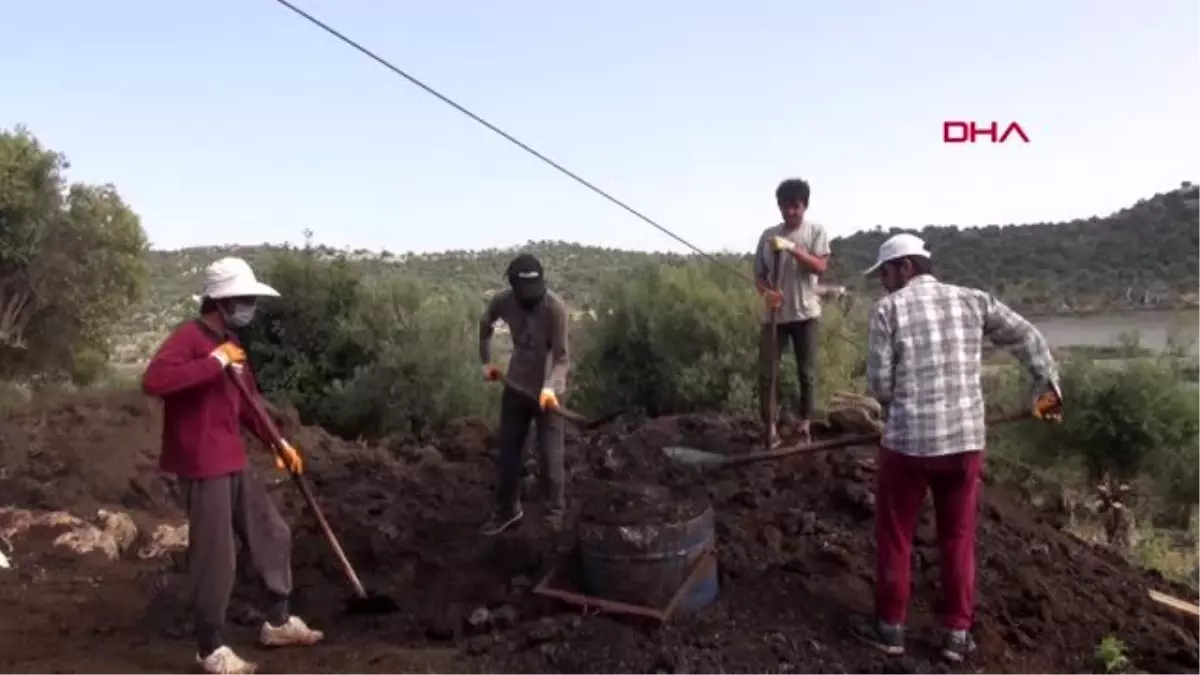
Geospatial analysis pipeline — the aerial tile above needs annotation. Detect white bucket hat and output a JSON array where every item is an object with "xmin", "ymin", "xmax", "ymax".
[
  {"xmin": 862, "ymin": 233, "xmax": 931, "ymax": 276},
  {"xmin": 197, "ymin": 257, "xmax": 280, "ymax": 300}
]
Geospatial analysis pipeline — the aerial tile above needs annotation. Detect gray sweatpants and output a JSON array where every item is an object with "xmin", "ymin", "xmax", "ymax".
[{"xmin": 180, "ymin": 471, "xmax": 293, "ymax": 656}]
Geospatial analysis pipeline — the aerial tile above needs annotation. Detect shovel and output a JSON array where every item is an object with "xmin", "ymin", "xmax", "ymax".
[
  {"xmin": 227, "ymin": 370, "xmax": 399, "ymax": 615},
  {"xmin": 498, "ymin": 375, "xmax": 625, "ymax": 430},
  {"xmin": 765, "ymin": 250, "xmax": 783, "ymax": 450},
  {"xmin": 663, "ymin": 410, "xmax": 1034, "ymax": 469}
]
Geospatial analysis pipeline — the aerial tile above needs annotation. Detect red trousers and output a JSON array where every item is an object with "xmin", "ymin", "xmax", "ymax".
[{"xmin": 874, "ymin": 447, "xmax": 983, "ymax": 631}]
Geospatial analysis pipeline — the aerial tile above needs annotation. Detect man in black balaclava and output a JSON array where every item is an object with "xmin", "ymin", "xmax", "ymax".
[{"xmin": 478, "ymin": 253, "xmax": 571, "ymax": 535}]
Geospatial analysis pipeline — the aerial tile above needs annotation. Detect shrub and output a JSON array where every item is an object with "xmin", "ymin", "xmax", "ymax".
[
  {"xmin": 239, "ymin": 247, "xmax": 497, "ymax": 442},
  {"xmin": 572, "ymin": 260, "xmax": 866, "ymax": 418},
  {"xmin": 316, "ymin": 276, "xmax": 497, "ymax": 441},
  {"xmin": 985, "ymin": 349, "xmax": 1199, "ymax": 529}
]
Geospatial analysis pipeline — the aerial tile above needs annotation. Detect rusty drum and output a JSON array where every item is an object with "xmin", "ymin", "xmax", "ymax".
[{"xmin": 577, "ymin": 490, "xmax": 718, "ymax": 612}]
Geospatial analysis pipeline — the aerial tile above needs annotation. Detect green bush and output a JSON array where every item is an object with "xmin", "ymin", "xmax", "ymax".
[
  {"xmin": 571, "ymin": 260, "xmax": 865, "ymax": 418},
  {"xmin": 316, "ymin": 276, "xmax": 497, "ymax": 440},
  {"xmin": 239, "ymin": 247, "xmax": 496, "ymax": 442},
  {"xmin": 985, "ymin": 351, "xmax": 1199, "ymax": 529}
]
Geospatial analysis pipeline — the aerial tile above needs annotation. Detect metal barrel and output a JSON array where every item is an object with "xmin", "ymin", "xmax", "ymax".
[{"xmin": 577, "ymin": 505, "xmax": 719, "ymax": 612}]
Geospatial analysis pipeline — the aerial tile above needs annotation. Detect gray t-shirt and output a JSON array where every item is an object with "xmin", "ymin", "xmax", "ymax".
[
  {"xmin": 478, "ymin": 289, "xmax": 570, "ymax": 395},
  {"xmin": 754, "ymin": 220, "xmax": 832, "ymax": 323}
]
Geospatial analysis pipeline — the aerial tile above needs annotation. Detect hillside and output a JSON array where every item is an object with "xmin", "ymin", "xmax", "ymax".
[{"xmin": 123, "ymin": 184, "xmax": 1199, "ymax": 355}]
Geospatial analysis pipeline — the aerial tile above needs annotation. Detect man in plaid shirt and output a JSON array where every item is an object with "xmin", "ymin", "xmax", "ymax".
[{"xmin": 853, "ymin": 233, "xmax": 1063, "ymax": 663}]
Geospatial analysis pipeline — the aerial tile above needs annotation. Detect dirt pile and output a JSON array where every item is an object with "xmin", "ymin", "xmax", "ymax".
[{"xmin": 0, "ymin": 392, "xmax": 1196, "ymax": 674}]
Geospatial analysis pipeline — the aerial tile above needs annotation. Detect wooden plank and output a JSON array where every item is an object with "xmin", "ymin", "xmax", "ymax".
[{"xmin": 1148, "ymin": 589, "xmax": 1200, "ymax": 617}]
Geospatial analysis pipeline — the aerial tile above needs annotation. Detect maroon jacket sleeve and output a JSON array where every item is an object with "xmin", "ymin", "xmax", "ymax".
[
  {"xmin": 142, "ymin": 323, "xmax": 225, "ymax": 397},
  {"xmin": 237, "ymin": 365, "xmax": 277, "ymax": 448}
]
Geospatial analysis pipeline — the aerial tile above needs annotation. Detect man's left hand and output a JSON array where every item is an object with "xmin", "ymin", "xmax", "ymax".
[
  {"xmin": 275, "ymin": 440, "xmax": 304, "ymax": 474},
  {"xmin": 539, "ymin": 388, "xmax": 560, "ymax": 412},
  {"xmin": 1032, "ymin": 381, "xmax": 1064, "ymax": 422}
]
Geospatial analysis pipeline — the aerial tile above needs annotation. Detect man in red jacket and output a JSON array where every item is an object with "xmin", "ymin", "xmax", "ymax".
[{"xmin": 143, "ymin": 257, "xmax": 323, "ymax": 675}]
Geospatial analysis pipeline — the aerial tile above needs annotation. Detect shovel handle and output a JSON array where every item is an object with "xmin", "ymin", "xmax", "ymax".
[
  {"xmin": 227, "ymin": 370, "xmax": 369, "ymax": 599},
  {"xmin": 720, "ymin": 410, "xmax": 1034, "ymax": 467},
  {"xmin": 498, "ymin": 375, "xmax": 593, "ymax": 427},
  {"xmin": 766, "ymin": 250, "xmax": 783, "ymax": 450}
]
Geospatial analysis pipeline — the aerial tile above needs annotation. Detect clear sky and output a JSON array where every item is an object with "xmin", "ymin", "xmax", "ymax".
[{"xmin": 3, "ymin": 0, "xmax": 1197, "ymax": 255}]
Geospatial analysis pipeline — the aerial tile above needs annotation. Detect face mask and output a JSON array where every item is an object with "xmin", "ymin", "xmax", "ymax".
[
  {"xmin": 223, "ymin": 302, "xmax": 257, "ymax": 327},
  {"xmin": 510, "ymin": 278, "xmax": 546, "ymax": 308}
]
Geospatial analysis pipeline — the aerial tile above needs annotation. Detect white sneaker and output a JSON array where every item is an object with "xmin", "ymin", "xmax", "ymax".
[
  {"xmin": 197, "ymin": 646, "xmax": 257, "ymax": 674},
  {"xmin": 260, "ymin": 615, "xmax": 325, "ymax": 647}
]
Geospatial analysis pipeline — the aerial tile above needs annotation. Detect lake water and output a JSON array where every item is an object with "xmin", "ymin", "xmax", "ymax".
[{"xmin": 1031, "ymin": 309, "xmax": 1199, "ymax": 354}]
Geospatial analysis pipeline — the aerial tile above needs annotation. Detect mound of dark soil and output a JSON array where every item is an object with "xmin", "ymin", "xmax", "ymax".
[
  {"xmin": 579, "ymin": 481, "xmax": 708, "ymax": 526},
  {"xmin": 0, "ymin": 393, "xmax": 1196, "ymax": 674}
]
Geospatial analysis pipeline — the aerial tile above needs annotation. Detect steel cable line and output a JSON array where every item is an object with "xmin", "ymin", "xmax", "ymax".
[
  {"xmin": 267, "ymin": 0, "xmax": 863, "ymax": 351},
  {"xmin": 267, "ymin": 0, "xmax": 756, "ymax": 286}
]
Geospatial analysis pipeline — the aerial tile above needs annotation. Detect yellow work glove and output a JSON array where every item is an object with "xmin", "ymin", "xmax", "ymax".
[
  {"xmin": 1032, "ymin": 381, "xmax": 1064, "ymax": 422},
  {"xmin": 482, "ymin": 364, "xmax": 503, "ymax": 382},
  {"xmin": 538, "ymin": 388, "xmax": 560, "ymax": 412},
  {"xmin": 772, "ymin": 236, "xmax": 798, "ymax": 253},
  {"xmin": 275, "ymin": 440, "xmax": 304, "ymax": 474},
  {"xmin": 211, "ymin": 342, "xmax": 246, "ymax": 369}
]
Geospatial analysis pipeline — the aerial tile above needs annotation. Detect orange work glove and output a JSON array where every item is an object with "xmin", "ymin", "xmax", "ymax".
[
  {"xmin": 763, "ymin": 289, "xmax": 784, "ymax": 311},
  {"xmin": 538, "ymin": 388, "xmax": 560, "ymax": 412},
  {"xmin": 482, "ymin": 364, "xmax": 503, "ymax": 382},
  {"xmin": 1032, "ymin": 381, "xmax": 1064, "ymax": 422},
  {"xmin": 275, "ymin": 440, "xmax": 304, "ymax": 474},
  {"xmin": 211, "ymin": 342, "xmax": 246, "ymax": 369}
]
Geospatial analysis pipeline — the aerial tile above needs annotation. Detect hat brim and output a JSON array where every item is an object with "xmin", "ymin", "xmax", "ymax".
[
  {"xmin": 862, "ymin": 249, "xmax": 931, "ymax": 277},
  {"xmin": 204, "ymin": 281, "xmax": 281, "ymax": 300},
  {"xmin": 862, "ymin": 260, "xmax": 884, "ymax": 276}
]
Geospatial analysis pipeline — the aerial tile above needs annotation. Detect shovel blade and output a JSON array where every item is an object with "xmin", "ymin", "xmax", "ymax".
[
  {"xmin": 661, "ymin": 445, "xmax": 728, "ymax": 467},
  {"xmin": 345, "ymin": 592, "xmax": 400, "ymax": 615}
]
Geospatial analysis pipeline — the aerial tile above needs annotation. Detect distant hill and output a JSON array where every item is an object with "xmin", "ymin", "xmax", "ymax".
[{"xmin": 120, "ymin": 184, "xmax": 1198, "ymax": 358}]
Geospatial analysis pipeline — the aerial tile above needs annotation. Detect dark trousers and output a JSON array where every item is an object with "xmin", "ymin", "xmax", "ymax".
[
  {"xmin": 180, "ymin": 471, "xmax": 293, "ymax": 656},
  {"xmin": 874, "ymin": 448, "xmax": 983, "ymax": 631},
  {"xmin": 758, "ymin": 319, "xmax": 819, "ymax": 424},
  {"xmin": 495, "ymin": 386, "xmax": 566, "ymax": 517}
]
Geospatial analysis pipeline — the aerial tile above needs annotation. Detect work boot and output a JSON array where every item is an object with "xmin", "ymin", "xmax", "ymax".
[
  {"xmin": 850, "ymin": 615, "xmax": 905, "ymax": 656},
  {"xmin": 260, "ymin": 616, "xmax": 325, "ymax": 647},
  {"xmin": 940, "ymin": 629, "xmax": 977, "ymax": 663},
  {"xmin": 480, "ymin": 507, "xmax": 524, "ymax": 536},
  {"xmin": 197, "ymin": 646, "xmax": 257, "ymax": 674}
]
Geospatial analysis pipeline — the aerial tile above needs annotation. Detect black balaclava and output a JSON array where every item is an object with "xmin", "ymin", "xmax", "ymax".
[{"xmin": 506, "ymin": 253, "xmax": 546, "ymax": 309}]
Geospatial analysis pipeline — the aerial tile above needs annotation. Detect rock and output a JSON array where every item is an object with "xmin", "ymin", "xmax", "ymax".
[
  {"xmin": 96, "ymin": 509, "xmax": 138, "ymax": 554},
  {"xmin": 827, "ymin": 392, "xmax": 885, "ymax": 435},
  {"xmin": 761, "ymin": 525, "xmax": 784, "ymax": 554},
  {"xmin": 138, "ymin": 523, "xmax": 189, "ymax": 560},
  {"xmin": 54, "ymin": 523, "xmax": 120, "ymax": 559},
  {"xmin": 0, "ymin": 507, "xmax": 142, "ymax": 561},
  {"xmin": 414, "ymin": 446, "xmax": 444, "ymax": 465},
  {"xmin": 467, "ymin": 606, "xmax": 491, "ymax": 630},
  {"xmin": 0, "ymin": 549, "xmax": 10, "ymax": 570},
  {"xmin": 491, "ymin": 604, "xmax": 518, "ymax": 629}
]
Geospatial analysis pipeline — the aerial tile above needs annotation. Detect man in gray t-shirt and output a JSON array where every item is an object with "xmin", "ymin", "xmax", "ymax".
[{"xmin": 753, "ymin": 178, "xmax": 832, "ymax": 447}]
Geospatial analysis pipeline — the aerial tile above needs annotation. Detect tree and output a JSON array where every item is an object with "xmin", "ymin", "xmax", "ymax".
[{"xmin": 0, "ymin": 126, "xmax": 149, "ymax": 382}]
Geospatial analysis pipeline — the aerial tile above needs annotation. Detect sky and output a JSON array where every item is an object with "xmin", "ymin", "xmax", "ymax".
[{"xmin": 2, "ymin": 0, "xmax": 1198, "ymax": 255}]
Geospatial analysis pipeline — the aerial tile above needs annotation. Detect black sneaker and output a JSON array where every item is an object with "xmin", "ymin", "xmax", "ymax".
[
  {"xmin": 480, "ymin": 508, "xmax": 524, "ymax": 536},
  {"xmin": 940, "ymin": 629, "xmax": 977, "ymax": 663},
  {"xmin": 850, "ymin": 615, "xmax": 905, "ymax": 656}
]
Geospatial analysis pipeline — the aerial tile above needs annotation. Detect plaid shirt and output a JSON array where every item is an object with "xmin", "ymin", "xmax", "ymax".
[{"xmin": 867, "ymin": 275, "xmax": 1059, "ymax": 457}]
